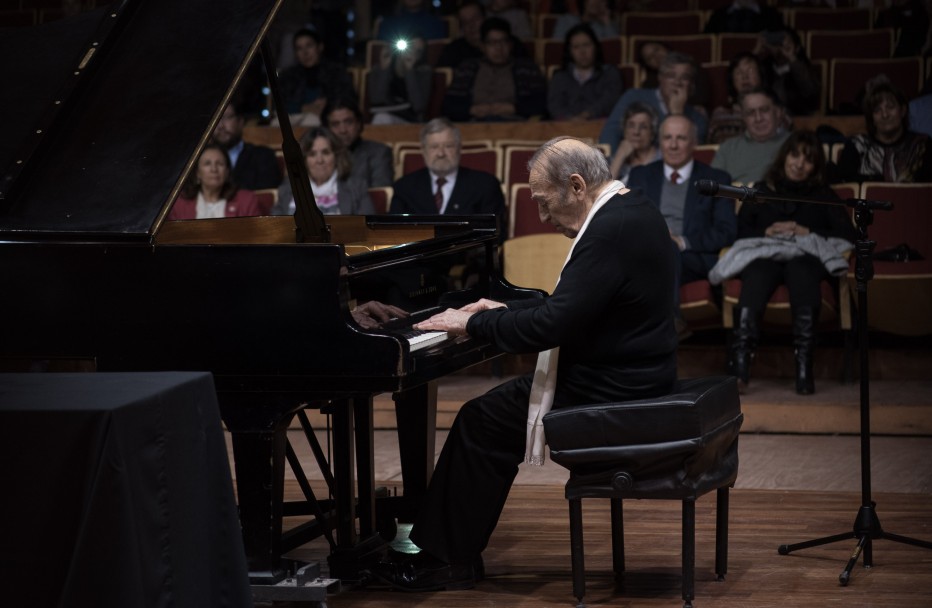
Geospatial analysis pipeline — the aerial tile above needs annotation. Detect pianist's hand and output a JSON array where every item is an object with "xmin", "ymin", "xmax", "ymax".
[
  {"xmin": 414, "ymin": 308, "xmax": 474, "ymax": 335},
  {"xmin": 459, "ymin": 298, "xmax": 506, "ymax": 313},
  {"xmin": 352, "ymin": 301, "xmax": 409, "ymax": 329}
]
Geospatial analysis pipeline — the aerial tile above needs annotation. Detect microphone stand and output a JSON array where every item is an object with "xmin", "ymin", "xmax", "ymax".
[{"xmin": 729, "ymin": 187, "xmax": 932, "ymax": 585}]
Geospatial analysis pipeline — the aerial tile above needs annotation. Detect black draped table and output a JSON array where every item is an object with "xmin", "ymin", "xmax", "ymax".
[{"xmin": 0, "ymin": 372, "xmax": 252, "ymax": 608}]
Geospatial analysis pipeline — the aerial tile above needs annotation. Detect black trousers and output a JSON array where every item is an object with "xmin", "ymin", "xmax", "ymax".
[
  {"xmin": 408, "ymin": 374, "xmax": 533, "ymax": 565},
  {"xmin": 672, "ymin": 245, "xmax": 718, "ymax": 310},
  {"xmin": 736, "ymin": 255, "xmax": 828, "ymax": 316}
]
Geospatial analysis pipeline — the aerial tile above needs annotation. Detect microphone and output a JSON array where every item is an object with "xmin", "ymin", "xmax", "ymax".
[{"xmin": 695, "ymin": 179, "xmax": 758, "ymax": 202}]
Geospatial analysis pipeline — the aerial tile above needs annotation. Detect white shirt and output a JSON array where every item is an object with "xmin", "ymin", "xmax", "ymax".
[
  {"xmin": 195, "ymin": 191, "xmax": 227, "ymax": 219},
  {"xmin": 664, "ymin": 160, "xmax": 694, "ymax": 184}
]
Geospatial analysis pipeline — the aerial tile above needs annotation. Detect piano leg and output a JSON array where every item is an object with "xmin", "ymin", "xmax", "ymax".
[
  {"xmin": 392, "ymin": 381, "xmax": 439, "ymax": 522},
  {"xmin": 227, "ymin": 414, "xmax": 293, "ymax": 584}
]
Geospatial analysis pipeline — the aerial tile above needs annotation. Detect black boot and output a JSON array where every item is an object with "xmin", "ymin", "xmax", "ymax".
[
  {"xmin": 727, "ymin": 307, "xmax": 758, "ymax": 390},
  {"xmin": 793, "ymin": 306, "xmax": 816, "ymax": 395}
]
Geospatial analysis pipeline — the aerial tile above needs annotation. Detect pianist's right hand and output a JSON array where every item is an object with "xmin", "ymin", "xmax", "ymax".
[
  {"xmin": 414, "ymin": 299, "xmax": 505, "ymax": 335},
  {"xmin": 352, "ymin": 301, "xmax": 409, "ymax": 330}
]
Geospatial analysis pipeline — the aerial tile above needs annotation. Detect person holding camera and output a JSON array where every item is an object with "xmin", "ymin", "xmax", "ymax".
[
  {"xmin": 367, "ymin": 36, "xmax": 433, "ymax": 124},
  {"xmin": 753, "ymin": 27, "xmax": 820, "ymax": 117}
]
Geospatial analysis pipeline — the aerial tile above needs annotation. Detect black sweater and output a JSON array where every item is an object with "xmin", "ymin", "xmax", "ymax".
[{"xmin": 467, "ymin": 190, "xmax": 678, "ymax": 405}]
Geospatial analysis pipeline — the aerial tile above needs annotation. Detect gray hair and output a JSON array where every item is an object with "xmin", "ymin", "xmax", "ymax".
[
  {"xmin": 419, "ymin": 117, "xmax": 462, "ymax": 150},
  {"xmin": 659, "ymin": 50, "xmax": 697, "ymax": 81},
  {"xmin": 527, "ymin": 136, "xmax": 612, "ymax": 190}
]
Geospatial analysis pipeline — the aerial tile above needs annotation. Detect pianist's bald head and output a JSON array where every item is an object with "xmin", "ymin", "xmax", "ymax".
[{"xmin": 528, "ymin": 137, "xmax": 612, "ymax": 192}]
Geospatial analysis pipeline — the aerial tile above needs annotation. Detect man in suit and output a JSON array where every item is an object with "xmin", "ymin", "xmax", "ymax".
[
  {"xmin": 627, "ymin": 115, "xmax": 737, "ymax": 336},
  {"xmin": 212, "ymin": 101, "xmax": 282, "ymax": 194},
  {"xmin": 322, "ymin": 98, "xmax": 394, "ymax": 188},
  {"xmin": 390, "ymin": 117, "xmax": 505, "ymax": 232}
]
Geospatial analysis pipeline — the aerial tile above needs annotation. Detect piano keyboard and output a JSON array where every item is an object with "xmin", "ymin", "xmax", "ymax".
[{"xmin": 399, "ymin": 329, "xmax": 450, "ymax": 352}]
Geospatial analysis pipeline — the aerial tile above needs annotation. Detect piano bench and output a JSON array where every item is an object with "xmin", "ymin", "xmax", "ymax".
[{"xmin": 541, "ymin": 376, "xmax": 743, "ymax": 608}]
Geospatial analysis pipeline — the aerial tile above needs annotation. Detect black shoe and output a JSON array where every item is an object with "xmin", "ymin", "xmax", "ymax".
[{"xmin": 365, "ymin": 551, "xmax": 481, "ymax": 592}]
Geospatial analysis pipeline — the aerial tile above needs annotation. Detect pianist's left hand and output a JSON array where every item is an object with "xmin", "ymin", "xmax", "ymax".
[
  {"xmin": 414, "ymin": 299, "xmax": 505, "ymax": 335},
  {"xmin": 352, "ymin": 301, "xmax": 409, "ymax": 329}
]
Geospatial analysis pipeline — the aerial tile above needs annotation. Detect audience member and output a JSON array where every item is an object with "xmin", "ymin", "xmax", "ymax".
[
  {"xmin": 168, "ymin": 144, "xmax": 261, "ymax": 220},
  {"xmin": 626, "ymin": 115, "xmax": 736, "ymax": 337},
  {"xmin": 754, "ymin": 27, "xmax": 820, "ymax": 117},
  {"xmin": 212, "ymin": 102, "xmax": 282, "ymax": 193},
  {"xmin": 608, "ymin": 102, "xmax": 661, "ymax": 182},
  {"xmin": 368, "ymin": 137, "xmax": 677, "ymax": 592},
  {"xmin": 547, "ymin": 23, "xmax": 623, "ymax": 121},
  {"xmin": 715, "ymin": 130, "xmax": 856, "ymax": 395},
  {"xmin": 443, "ymin": 18, "xmax": 547, "ymax": 122},
  {"xmin": 437, "ymin": 1, "xmax": 486, "ymax": 69},
  {"xmin": 703, "ymin": 0, "xmax": 785, "ymax": 33},
  {"xmin": 279, "ymin": 29, "xmax": 356, "ymax": 120},
  {"xmin": 874, "ymin": 0, "xmax": 931, "ymax": 57},
  {"xmin": 635, "ymin": 41, "xmax": 668, "ymax": 90},
  {"xmin": 322, "ymin": 98, "xmax": 394, "ymax": 188},
  {"xmin": 367, "ymin": 36, "xmax": 433, "ymax": 124},
  {"xmin": 708, "ymin": 52, "xmax": 765, "ymax": 144},
  {"xmin": 599, "ymin": 51, "xmax": 709, "ymax": 154},
  {"xmin": 390, "ymin": 118, "xmax": 505, "ymax": 228},
  {"xmin": 837, "ymin": 78, "xmax": 932, "ymax": 183},
  {"xmin": 712, "ymin": 88, "xmax": 789, "ymax": 184},
  {"xmin": 377, "ymin": 0, "xmax": 447, "ymax": 42},
  {"xmin": 909, "ymin": 92, "xmax": 932, "ymax": 139},
  {"xmin": 552, "ymin": 0, "xmax": 620, "ymax": 40},
  {"xmin": 272, "ymin": 127, "xmax": 374, "ymax": 216},
  {"xmin": 486, "ymin": 0, "xmax": 533, "ymax": 40}
]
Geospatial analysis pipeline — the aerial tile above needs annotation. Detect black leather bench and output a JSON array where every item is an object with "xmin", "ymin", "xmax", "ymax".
[{"xmin": 542, "ymin": 376, "xmax": 743, "ymax": 608}]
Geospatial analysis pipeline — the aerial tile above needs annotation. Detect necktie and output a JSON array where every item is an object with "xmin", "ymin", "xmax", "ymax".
[
  {"xmin": 671, "ymin": 170, "xmax": 680, "ymax": 185},
  {"xmin": 434, "ymin": 176, "xmax": 447, "ymax": 211}
]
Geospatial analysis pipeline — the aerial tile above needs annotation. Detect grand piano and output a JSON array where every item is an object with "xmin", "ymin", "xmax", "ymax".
[{"xmin": 0, "ymin": 0, "xmax": 541, "ymax": 587}]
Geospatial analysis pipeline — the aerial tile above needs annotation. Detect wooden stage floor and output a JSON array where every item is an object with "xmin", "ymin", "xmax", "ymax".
[{"xmin": 273, "ymin": 485, "xmax": 932, "ymax": 608}]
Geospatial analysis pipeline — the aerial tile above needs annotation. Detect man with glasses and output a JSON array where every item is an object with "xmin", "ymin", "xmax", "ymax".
[
  {"xmin": 322, "ymin": 98, "xmax": 393, "ymax": 188},
  {"xmin": 599, "ymin": 51, "xmax": 709, "ymax": 155},
  {"xmin": 442, "ymin": 17, "xmax": 546, "ymax": 122},
  {"xmin": 711, "ymin": 87, "xmax": 789, "ymax": 185}
]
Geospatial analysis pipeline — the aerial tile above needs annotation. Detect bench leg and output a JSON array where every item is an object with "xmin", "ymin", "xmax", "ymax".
[
  {"xmin": 610, "ymin": 498, "xmax": 625, "ymax": 576},
  {"xmin": 682, "ymin": 499, "xmax": 695, "ymax": 608},
  {"xmin": 569, "ymin": 498, "xmax": 586, "ymax": 608},
  {"xmin": 716, "ymin": 487, "xmax": 729, "ymax": 581}
]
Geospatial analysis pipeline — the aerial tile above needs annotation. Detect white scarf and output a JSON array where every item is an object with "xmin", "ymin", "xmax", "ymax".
[{"xmin": 525, "ymin": 180, "xmax": 626, "ymax": 465}]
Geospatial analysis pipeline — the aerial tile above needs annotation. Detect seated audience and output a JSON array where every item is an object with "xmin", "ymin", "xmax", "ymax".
[
  {"xmin": 703, "ymin": 0, "xmax": 785, "ymax": 33},
  {"xmin": 909, "ymin": 92, "xmax": 932, "ymax": 139},
  {"xmin": 608, "ymin": 102, "xmax": 661, "ymax": 182},
  {"xmin": 626, "ymin": 115, "xmax": 736, "ymax": 338},
  {"xmin": 600, "ymin": 51, "xmax": 709, "ymax": 154},
  {"xmin": 837, "ymin": 78, "xmax": 932, "ymax": 183},
  {"xmin": 367, "ymin": 36, "xmax": 433, "ymax": 124},
  {"xmin": 212, "ymin": 101, "xmax": 282, "ymax": 193},
  {"xmin": 272, "ymin": 127, "xmax": 374, "ymax": 216},
  {"xmin": 708, "ymin": 52, "xmax": 765, "ymax": 145},
  {"xmin": 712, "ymin": 88, "xmax": 789, "ymax": 184},
  {"xmin": 443, "ymin": 18, "xmax": 547, "ymax": 122},
  {"xmin": 874, "ymin": 0, "xmax": 930, "ymax": 57},
  {"xmin": 168, "ymin": 144, "xmax": 261, "ymax": 220},
  {"xmin": 714, "ymin": 130, "xmax": 857, "ymax": 395},
  {"xmin": 378, "ymin": 0, "xmax": 447, "ymax": 42},
  {"xmin": 636, "ymin": 41, "xmax": 668, "ymax": 90},
  {"xmin": 322, "ymin": 98, "xmax": 394, "ymax": 188},
  {"xmin": 487, "ymin": 0, "xmax": 533, "ymax": 40},
  {"xmin": 547, "ymin": 23, "xmax": 623, "ymax": 121},
  {"xmin": 279, "ymin": 29, "xmax": 356, "ymax": 121},
  {"xmin": 753, "ymin": 27, "xmax": 820, "ymax": 117},
  {"xmin": 437, "ymin": 1, "xmax": 486, "ymax": 69},
  {"xmin": 390, "ymin": 118, "xmax": 505, "ymax": 228},
  {"xmin": 552, "ymin": 0, "xmax": 620, "ymax": 40}
]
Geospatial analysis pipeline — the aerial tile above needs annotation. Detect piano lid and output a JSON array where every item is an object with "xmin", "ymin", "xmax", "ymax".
[{"xmin": 0, "ymin": 0, "xmax": 279, "ymax": 241}]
